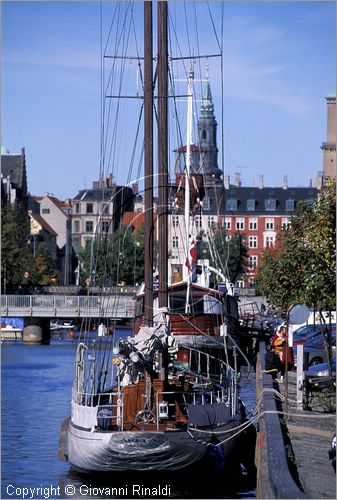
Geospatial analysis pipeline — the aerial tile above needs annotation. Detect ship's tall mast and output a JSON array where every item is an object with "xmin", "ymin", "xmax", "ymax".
[
  {"xmin": 184, "ymin": 69, "xmax": 194, "ymax": 313},
  {"xmin": 157, "ymin": 0, "xmax": 168, "ymax": 309},
  {"xmin": 144, "ymin": 0, "xmax": 154, "ymax": 326}
]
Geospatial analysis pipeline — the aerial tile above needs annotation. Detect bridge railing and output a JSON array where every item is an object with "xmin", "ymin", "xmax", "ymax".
[{"xmin": 0, "ymin": 295, "xmax": 135, "ymax": 319}]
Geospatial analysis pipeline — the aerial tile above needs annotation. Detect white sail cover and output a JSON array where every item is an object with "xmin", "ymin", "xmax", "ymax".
[{"xmin": 119, "ymin": 309, "xmax": 177, "ymax": 386}]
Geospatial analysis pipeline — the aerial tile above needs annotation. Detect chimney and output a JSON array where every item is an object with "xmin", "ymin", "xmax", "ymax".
[
  {"xmin": 234, "ymin": 172, "xmax": 241, "ymax": 187},
  {"xmin": 224, "ymin": 175, "xmax": 230, "ymax": 189},
  {"xmin": 259, "ymin": 175, "xmax": 264, "ymax": 189},
  {"xmin": 283, "ymin": 175, "xmax": 288, "ymax": 190},
  {"xmin": 309, "ymin": 179, "xmax": 312, "ymax": 188}
]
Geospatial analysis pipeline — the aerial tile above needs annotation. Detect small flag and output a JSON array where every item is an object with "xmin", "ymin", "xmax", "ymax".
[{"xmin": 185, "ymin": 239, "xmax": 197, "ymax": 271}]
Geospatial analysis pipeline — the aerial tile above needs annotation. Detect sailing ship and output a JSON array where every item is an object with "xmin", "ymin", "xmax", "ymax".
[{"xmin": 62, "ymin": 1, "xmax": 249, "ymax": 474}]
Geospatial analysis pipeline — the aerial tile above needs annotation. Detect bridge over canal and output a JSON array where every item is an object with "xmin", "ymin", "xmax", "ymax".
[{"xmin": 1, "ymin": 294, "xmax": 135, "ymax": 320}]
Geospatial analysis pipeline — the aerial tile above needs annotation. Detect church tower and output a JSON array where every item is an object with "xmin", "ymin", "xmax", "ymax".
[
  {"xmin": 321, "ymin": 96, "xmax": 336, "ymax": 179},
  {"xmin": 197, "ymin": 66, "xmax": 223, "ymax": 185}
]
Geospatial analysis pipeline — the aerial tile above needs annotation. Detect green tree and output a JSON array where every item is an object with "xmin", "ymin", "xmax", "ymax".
[
  {"xmin": 1, "ymin": 201, "xmax": 32, "ymax": 291},
  {"xmin": 30, "ymin": 243, "xmax": 58, "ymax": 285},
  {"xmin": 79, "ymin": 227, "xmax": 145, "ymax": 286},
  {"xmin": 197, "ymin": 225, "xmax": 248, "ymax": 284},
  {"xmin": 256, "ymin": 180, "xmax": 336, "ymax": 315}
]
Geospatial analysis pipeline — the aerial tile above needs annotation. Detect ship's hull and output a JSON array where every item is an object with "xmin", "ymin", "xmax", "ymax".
[{"xmin": 67, "ymin": 420, "xmax": 240, "ymax": 472}]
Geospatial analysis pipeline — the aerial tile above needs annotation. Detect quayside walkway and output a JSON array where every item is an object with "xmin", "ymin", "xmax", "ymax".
[
  {"xmin": 279, "ymin": 371, "xmax": 336, "ymax": 499},
  {"xmin": 256, "ymin": 342, "xmax": 336, "ymax": 499}
]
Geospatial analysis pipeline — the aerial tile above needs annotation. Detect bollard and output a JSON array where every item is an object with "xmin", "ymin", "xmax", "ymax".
[{"xmin": 296, "ymin": 344, "xmax": 304, "ymax": 407}]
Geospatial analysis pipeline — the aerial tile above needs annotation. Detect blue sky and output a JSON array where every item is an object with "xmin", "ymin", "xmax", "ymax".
[{"xmin": 1, "ymin": 1, "xmax": 336, "ymax": 200}]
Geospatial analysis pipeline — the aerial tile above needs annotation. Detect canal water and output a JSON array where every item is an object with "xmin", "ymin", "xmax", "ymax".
[{"xmin": 1, "ymin": 334, "xmax": 256, "ymax": 499}]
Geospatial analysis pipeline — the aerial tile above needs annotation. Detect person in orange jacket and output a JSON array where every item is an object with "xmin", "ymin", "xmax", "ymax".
[{"xmin": 271, "ymin": 325, "xmax": 293, "ymax": 371}]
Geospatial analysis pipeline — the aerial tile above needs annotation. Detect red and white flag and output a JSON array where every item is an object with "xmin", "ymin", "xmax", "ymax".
[{"xmin": 185, "ymin": 239, "xmax": 197, "ymax": 271}]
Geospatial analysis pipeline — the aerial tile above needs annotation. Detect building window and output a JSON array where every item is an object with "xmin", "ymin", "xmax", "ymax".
[
  {"xmin": 172, "ymin": 215, "xmax": 179, "ymax": 227},
  {"xmin": 102, "ymin": 203, "xmax": 109, "ymax": 215},
  {"xmin": 226, "ymin": 199, "xmax": 237, "ymax": 211},
  {"xmin": 172, "ymin": 236, "xmax": 179, "ymax": 248},
  {"xmin": 282, "ymin": 218, "xmax": 291, "ymax": 229},
  {"xmin": 264, "ymin": 235, "xmax": 275, "ymax": 248},
  {"xmin": 42, "ymin": 208, "xmax": 50, "ymax": 214},
  {"xmin": 86, "ymin": 221, "xmax": 94, "ymax": 233},
  {"xmin": 208, "ymin": 216, "xmax": 215, "ymax": 228},
  {"xmin": 248, "ymin": 256, "xmax": 258, "ymax": 269},
  {"xmin": 102, "ymin": 221, "xmax": 110, "ymax": 233},
  {"xmin": 236, "ymin": 218, "xmax": 244, "ymax": 230},
  {"xmin": 265, "ymin": 218, "xmax": 274, "ymax": 230},
  {"xmin": 249, "ymin": 218, "xmax": 257, "ymax": 230},
  {"xmin": 74, "ymin": 203, "xmax": 80, "ymax": 214},
  {"xmin": 74, "ymin": 220, "xmax": 80, "ymax": 233},
  {"xmin": 247, "ymin": 199, "xmax": 256, "ymax": 211},
  {"xmin": 202, "ymin": 130, "xmax": 206, "ymax": 139},
  {"xmin": 194, "ymin": 215, "xmax": 202, "ymax": 228},
  {"xmin": 249, "ymin": 236, "xmax": 258, "ymax": 248},
  {"xmin": 224, "ymin": 217, "xmax": 231, "ymax": 230},
  {"xmin": 285, "ymin": 199, "xmax": 295, "ymax": 211},
  {"xmin": 265, "ymin": 198, "xmax": 276, "ymax": 211},
  {"xmin": 248, "ymin": 277, "xmax": 255, "ymax": 288},
  {"xmin": 86, "ymin": 203, "xmax": 93, "ymax": 214},
  {"xmin": 236, "ymin": 280, "xmax": 244, "ymax": 288},
  {"xmin": 72, "ymin": 236, "xmax": 81, "ymax": 253},
  {"xmin": 305, "ymin": 199, "xmax": 315, "ymax": 206}
]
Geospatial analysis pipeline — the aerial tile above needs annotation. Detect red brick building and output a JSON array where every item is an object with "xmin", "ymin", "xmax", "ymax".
[{"xmin": 219, "ymin": 179, "xmax": 319, "ymax": 287}]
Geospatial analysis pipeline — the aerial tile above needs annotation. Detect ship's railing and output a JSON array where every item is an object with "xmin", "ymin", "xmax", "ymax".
[
  {"xmin": 71, "ymin": 384, "xmax": 230, "ymax": 432},
  {"xmin": 184, "ymin": 345, "xmax": 235, "ymax": 377},
  {"xmin": 182, "ymin": 345, "xmax": 237, "ymax": 418},
  {"xmin": 72, "ymin": 388, "xmax": 124, "ymax": 431},
  {"xmin": 154, "ymin": 389, "xmax": 230, "ymax": 430}
]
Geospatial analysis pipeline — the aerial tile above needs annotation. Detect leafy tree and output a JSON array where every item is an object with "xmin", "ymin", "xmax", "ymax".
[
  {"xmin": 2, "ymin": 199, "xmax": 59, "ymax": 290},
  {"xmin": 1, "ymin": 201, "xmax": 32, "ymax": 291},
  {"xmin": 30, "ymin": 243, "xmax": 58, "ymax": 285},
  {"xmin": 79, "ymin": 226, "xmax": 145, "ymax": 286},
  {"xmin": 197, "ymin": 225, "xmax": 248, "ymax": 284},
  {"xmin": 256, "ymin": 179, "xmax": 336, "ymax": 316}
]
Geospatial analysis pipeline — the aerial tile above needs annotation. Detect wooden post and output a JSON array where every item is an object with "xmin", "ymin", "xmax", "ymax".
[{"xmin": 296, "ymin": 344, "xmax": 304, "ymax": 407}]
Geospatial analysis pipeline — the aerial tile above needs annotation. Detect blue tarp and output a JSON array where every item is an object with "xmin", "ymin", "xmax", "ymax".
[{"xmin": 0, "ymin": 318, "xmax": 24, "ymax": 329}]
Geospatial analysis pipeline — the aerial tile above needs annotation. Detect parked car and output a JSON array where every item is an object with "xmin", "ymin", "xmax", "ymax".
[
  {"xmin": 304, "ymin": 334, "xmax": 336, "ymax": 367},
  {"xmin": 304, "ymin": 357, "xmax": 336, "ymax": 390},
  {"xmin": 292, "ymin": 323, "xmax": 335, "ymax": 345},
  {"xmin": 293, "ymin": 330, "xmax": 336, "ymax": 367}
]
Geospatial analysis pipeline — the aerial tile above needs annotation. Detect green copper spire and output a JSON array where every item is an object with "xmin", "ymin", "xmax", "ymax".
[{"xmin": 201, "ymin": 64, "xmax": 214, "ymax": 113}]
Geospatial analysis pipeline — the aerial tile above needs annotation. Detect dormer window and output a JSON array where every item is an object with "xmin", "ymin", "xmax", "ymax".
[
  {"xmin": 247, "ymin": 199, "xmax": 256, "ymax": 211},
  {"xmin": 265, "ymin": 198, "xmax": 276, "ymax": 211},
  {"xmin": 286, "ymin": 199, "xmax": 295, "ymax": 211},
  {"xmin": 226, "ymin": 198, "xmax": 237, "ymax": 211}
]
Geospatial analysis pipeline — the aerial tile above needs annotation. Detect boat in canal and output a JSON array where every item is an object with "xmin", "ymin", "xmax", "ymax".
[
  {"xmin": 50, "ymin": 320, "xmax": 76, "ymax": 331},
  {"xmin": 1, "ymin": 317, "xmax": 23, "ymax": 340},
  {"xmin": 63, "ymin": 1, "xmax": 247, "ymax": 474}
]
